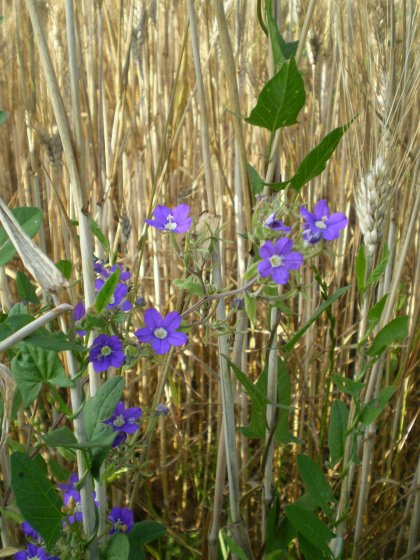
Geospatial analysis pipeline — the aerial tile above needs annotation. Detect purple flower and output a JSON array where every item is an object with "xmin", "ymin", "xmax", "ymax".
[
  {"xmin": 108, "ymin": 507, "xmax": 134, "ymax": 534},
  {"xmin": 135, "ymin": 309, "xmax": 188, "ymax": 355},
  {"xmin": 95, "ymin": 279, "xmax": 132, "ymax": 311},
  {"xmin": 257, "ymin": 238, "xmax": 303, "ymax": 285},
  {"xmin": 145, "ymin": 204, "xmax": 192, "ymax": 234},
  {"xmin": 57, "ymin": 473, "xmax": 80, "ymax": 505},
  {"xmin": 263, "ymin": 212, "xmax": 292, "ymax": 232},
  {"xmin": 104, "ymin": 401, "xmax": 142, "ymax": 447},
  {"xmin": 21, "ymin": 522, "xmax": 39, "ymax": 541},
  {"xmin": 155, "ymin": 404, "xmax": 170, "ymax": 416},
  {"xmin": 73, "ymin": 302, "xmax": 87, "ymax": 336},
  {"xmin": 88, "ymin": 335, "xmax": 125, "ymax": 372},
  {"xmin": 300, "ymin": 199, "xmax": 348, "ymax": 244},
  {"xmin": 15, "ymin": 543, "xmax": 48, "ymax": 560},
  {"xmin": 110, "ymin": 264, "xmax": 131, "ymax": 282}
]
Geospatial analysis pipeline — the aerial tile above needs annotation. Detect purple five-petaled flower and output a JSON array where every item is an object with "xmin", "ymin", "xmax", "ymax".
[
  {"xmin": 104, "ymin": 401, "xmax": 142, "ymax": 447},
  {"xmin": 89, "ymin": 335, "xmax": 125, "ymax": 373},
  {"xmin": 135, "ymin": 309, "xmax": 188, "ymax": 355},
  {"xmin": 258, "ymin": 238, "xmax": 303, "ymax": 285},
  {"xmin": 57, "ymin": 473, "xmax": 80, "ymax": 505},
  {"xmin": 14, "ymin": 543, "xmax": 49, "ymax": 560},
  {"xmin": 73, "ymin": 302, "xmax": 87, "ymax": 336},
  {"xmin": 300, "ymin": 199, "xmax": 348, "ymax": 244},
  {"xmin": 95, "ymin": 279, "xmax": 132, "ymax": 312},
  {"xmin": 263, "ymin": 212, "xmax": 292, "ymax": 232},
  {"xmin": 145, "ymin": 204, "xmax": 192, "ymax": 234},
  {"xmin": 108, "ymin": 507, "xmax": 134, "ymax": 535}
]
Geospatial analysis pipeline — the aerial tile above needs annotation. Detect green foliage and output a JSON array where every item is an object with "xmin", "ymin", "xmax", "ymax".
[
  {"xmin": 283, "ymin": 286, "xmax": 349, "ymax": 353},
  {"xmin": 285, "ymin": 505, "xmax": 334, "ymax": 555},
  {"xmin": 332, "ymin": 375, "xmax": 364, "ymax": 398},
  {"xmin": 359, "ymin": 385, "xmax": 396, "ymax": 426},
  {"xmin": 42, "ymin": 426, "xmax": 115, "ymax": 449},
  {"xmin": 265, "ymin": 492, "xmax": 296, "ymax": 554},
  {"xmin": 10, "ymin": 452, "xmax": 64, "ymax": 549},
  {"xmin": 173, "ymin": 276, "xmax": 204, "ymax": 297},
  {"xmin": 16, "ymin": 271, "xmax": 40, "ymax": 304},
  {"xmin": 55, "ymin": 259, "xmax": 73, "ymax": 280},
  {"xmin": 264, "ymin": 0, "xmax": 298, "ymax": 71},
  {"xmin": 248, "ymin": 163, "xmax": 265, "ymax": 196},
  {"xmin": 0, "ymin": 207, "xmax": 43, "ymax": 266},
  {"xmin": 127, "ymin": 521, "xmax": 166, "ymax": 560},
  {"xmin": 95, "ymin": 267, "xmax": 121, "ymax": 313},
  {"xmin": 244, "ymin": 293, "xmax": 257, "ymax": 326},
  {"xmin": 297, "ymin": 455, "xmax": 335, "ymax": 515},
  {"xmin": 11, "ymin": 343, "xmax": 73, "ymax": 407},
  {"xmin": 356, "ymin": 244, "xmax": 366, "ymax": 293},
  {"xmin": 363, "ymin": 245, "xmax": 389, "ymax": 293},
  {"xmin": 328, "ymin": 400, "xmax": 349, "ymax": 465},
  {"xmin": 366, "ymin": 315, "xmax": 409, "ymax": 356},
  {"xmin": 245, "ymin": 58, "xmax": 305, "ymax": 132},
  {"xmin": 105, "ymin": 534, "xmax": 130, "ymax": 560},
  {"xmin": 90, "ymin": 217, "xmax": 110, "ymax": 254},
  {"xmin": 0, "ymin": 110, "xmax": 8, "ymax": 126},
  {"xmin": 367, "ymin": 294, "xmax": 388, "ymax": 328}
]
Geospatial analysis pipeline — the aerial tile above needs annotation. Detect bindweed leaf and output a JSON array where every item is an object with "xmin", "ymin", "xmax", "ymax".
[
  {"xmin": 106, "ymin": 533, "xmax": 130, "ymax": 560},
  {"xmin": 90, "ymin": 218, "xmax": 110, "ymax": 254},
  {"xmin": 363, "ymin": 244, "xmax": 389, "ymax": 292},
  {"xmin": 16, "ymin": 271, "xmax": 40, "ymax": 304},
  {"xmin": 84, "ymin": 376, "xmax": 125, "ymax": 441},
  {"xmin": 367, "ymin": 315, "xmax": 408, "ymax": 356},
  {"xmin": 55, "ymin": 259, "xmax": 73, "ymax": 280},
  {"xmin": 367, "ymin": 294, "xmax": 388, "ymax": 328},
  {"xmin": 332, "ymin": 375, "xmax": 364, "ymax": 398},
  {"xmin": 359, "ymin": 385, "xmax": 396, "ymax": 426},
  {"xmin": 285, "ymin": 505, "xmax": 335, "ymax": 553},
  {"xmin": 10, "ymin": 452, "xmax": 64, "ymax": 549},
  {"xmin": 127, "ymin": 521, "xmax": 166, "ymax": 560},
  {"xmin": 173, "ymin": 276, "xmax": 204, "ymax": 297},
  {"xmin": 0, "ymin": 207, "xmax": 43, "ymax": 266},
  {"xmin": 297, "ymin": 454, "xmax": 335, "ymax": 515},
  {"xmin": 328, "ymin": 400, "xmax": 349, "ymax": 465},
  {"xmin": 248, "ymin": 163, "xmax": 265, "ymax": 196},
  {"xmin": 11, "ymin": 343, "xmax": 72, "ymax": 407},
  {"xmin": 298, "ymin": 534, "xmax": 327, "ymax": 560},
  {"xmin": 246, "ymin": 58, "xmax": 305, "ymax": 132},
  {"xmin": 42, "ymin": 426, "xmax": 116, "ymax": 450}
]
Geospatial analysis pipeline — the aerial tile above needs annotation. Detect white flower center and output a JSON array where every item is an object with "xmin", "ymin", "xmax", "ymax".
[
  {"xmin": 164, "ymin": 214, "xmax": 177, "ymax": 231},
  {"xmin": 113, "ymin": 414, "xmax": 125, "ymax": 428},
  {"xmin": 269, "ymin": 255, "xmax": 284, "ymax": 268},
  {"xmin": 315, "ymin": 216, "xmax": 328, "ymax": 229},
  {"xmin": 101, "ymin": 345, "xmax": 112, "ymax": 356},
  {"xmin": 29, "ymin": 556, "xmax": 41, "ymax": 560},
  {"xmin": 154, "ymin": 327, "xmax": 168, "ymax": 340}
]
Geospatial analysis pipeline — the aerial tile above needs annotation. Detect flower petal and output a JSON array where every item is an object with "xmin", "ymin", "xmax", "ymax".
[
  {"xmin": 258, "ymin": 260, "xmax": 272, "ymax": 277},
  {"xmin": 167, "ymin": 331, "xmax": 188, "ymax": 346},
  {"xmin": 275, "ymin": 237, "xmax": 293, "ymax": 254},
  {"xmin": 271, "ymin": 267, "xmax": 290, "ymax": 285},
  {"xmin": 134, "ymin": 327, "xmax": 154, "ymax": 342},
  {"xmin": 152, "ymin": 338, "xmax": 171, "ymax": 354},
  {"xmin": 162, "ymin": 311, "xmax": 182, "ymax": 331},
  {"xmin": 144, "ymin": 308, "xmax": 163, "ymax": 328},
  {"xmin": 283, "ymin": 251, "xmax": 303, "ymax": 270},
  {"xmin": 173, "ymin": 204, "xmax": 191, "ymax": 221},
  {"xmin": 259, "ymin": 240, "xmax": 275, "ymax": 259},
  {"xmin": 314, "ymin": 199, "xmax": 329, "ymax": 219},
  {"xmin": 174, "ymin": 217, "xmax": 192, "ymax": 233},
  {"xmin": 153, "ymin": 205, "xmax": 171, "ymax": 226}
]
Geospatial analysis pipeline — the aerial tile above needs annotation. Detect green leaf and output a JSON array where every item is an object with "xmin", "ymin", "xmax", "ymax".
[
  {"xmin": 227, "ymin": 356, "xmax": 269, "ymax": 406},
  {"xmin": 283, "ymin": 286, "xmax": 349, "ymax": 353},
  {"xmin": 363, "ymin": 244, "xmax": 389, "ymax": 292},
  {"xmin": 222, "ymin": 534, "xmax": 249, "ymax": 560},
  {"xmin": 10, "ymin": 452, "xmax": 63, "ymax": 549},
  {"xmin": 23, "ymin": 328, "xmax": 86, "ymax": 352},
  {"xmin": 16, "ymin": 271, "xmax": 40, "ymax": 304},
  {"xmin": 359, "ymin": 385, "xmax": 396, "ymax": 426},
  {"xmin": 245, "ymin": 58, "xmax": 305, "ymax": 132},
  {"xmin": 367, "ymin": 315, "xmax": 409, "ymax": 356},
  {"xmin": 297, "ymin": 534, "xmax": 327, "ymax": 560},
  {"xmin": 90, "ymin": 218, "xmax": 110, "ymax": 253},
  {"xmin": 127, "ymin": 521, "xmax": 166, "ymax": 560},
  {"xmin": 285, "ymin": 505, "xmax": 334, "ymax": 553},
  {"xmin": 106, "ymin": 533, "xmax": 130, "ymax": 560},
  {"xmin": 244, "ymin": 293, "xmax": 257, "ymax": 326},
  {"xmin": 48, "ymin": 459, "xmax": 70, "ymax": 482},
  {"xmin": 297, "ymin": 455, "xmax": 335, "ymax": 515},
  {"xmin": 248, "ymin": 163, "xmax": 265, "ymax": 196},
  {"xmin": 95, "ymin": 267, "xmax": 120, "ymax": 313},
  {"xmin": 289, "ymin": 123, "xmax": 350, "ymax": 191},
  {"xmin": 274, "ymin": 359, "xmax": 295, "ymax": 444},
  {"xmin": 264, "ymin": 1, "xmax": 298, "ymax": 65},
  {"xmin": 173, "ymin": 276, "xmax": 204, "ymax": 297},
  {"xmin": 55, "ymin": 260, "xmax": 73, "ymax": 280},
  {"xmin": 356, "ymin": 245, "xmax": 366, "ymax": 293},
  {"xmin": 84, "ymin": 376, "xmax": 125, "ymax": 441},
  {"xmin": 0, "ymin": 110, "xmax": 8, "ymax": 126},
  {"xmin": 42, "ymin": 426, "xmax": 116, "ymax": 450},
  {"xmin": 0, "ymin": 207, "xmax": 43, "ymax": 266},
  {"xmin": 11, "ymin": 343, "xmax": 72, "ymax": 407},
  {"xmin": 328, "ymin": 400, "xmax": 349, "ymax": 465},
  {"xmin": 243, "ymin": 260, "xmax": 259, "ymax": 280},
  {"xmin": 332, "ymin": 375, "xmax": 364, "ymax": 398},
  {"xmin": 367, "ymin": 294, "xmax": 388, "ymax": 327}
]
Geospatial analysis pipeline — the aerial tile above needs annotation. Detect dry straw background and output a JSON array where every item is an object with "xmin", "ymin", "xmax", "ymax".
[{"xmin": 0, "ymin": 0, "xmax": 418, "ymax": 558}]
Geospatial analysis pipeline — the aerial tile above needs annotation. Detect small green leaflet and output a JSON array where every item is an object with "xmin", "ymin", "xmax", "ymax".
[
  {"xmin": 359, "ymin": 385, "xmax": 396, "ymax": 426},
  {"xmin": 356, "ymin": 244, "xmax": 366, "ymax": 294},
  {"xmin": 15, "ymin": 271, "xmax": 40, "ymax": 304},
  {"xmin": 297, "ymin": 454, "xmax": 335, "ymax": 515},
  {"xmin": 367, "ymin": 315, "xmax": 409, "ymax": 356},
  {"xmin": 106, "ymin": 533, "xmax": 130, "ymax": 560},
  {"xmin": 42, "ymin": 426, "xmax": 116, "ymax": 450},
  {"xmin": 246, "ymin": 58, "xmax": 305, "ymax": 132},
  {"xmin": 127, "ymin": 521, "xmax": 166, "ymax": 560},
  {"xmin": 285, "ymin": 505, "xmax": 335, "ymax": 554},
  {"xmin": 95, "ymin": 267, "xmax": 120, "ymax": 313}
]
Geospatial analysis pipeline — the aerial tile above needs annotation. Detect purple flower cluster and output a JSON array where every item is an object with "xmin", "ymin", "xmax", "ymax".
[
  {"xmin": 15, "ymin": 543, "xmax": 59, "ymax": 560},
  {"xmin": 95, "ymin": 261, "xmax": 133, "ymax": 312},
  {"xmin": 258, "ymin": 200, "xmax": 348, "ymax": 285},
  {"xmin": 104, "ymin": 401, "xmax": 142, "ymax": 447},
  {"xmin": 57, "ymin": 474, "xmax": 98, "ymax": 526},
  {"xmin": 135, "ymin": 308, "xmax": 188, "ymax": 355}
]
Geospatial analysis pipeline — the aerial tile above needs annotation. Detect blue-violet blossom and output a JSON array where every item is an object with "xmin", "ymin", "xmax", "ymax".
[
  {"xmin": 135, "ymin": 309, "xmax": 188, "ymax": 355},
  {"xmin": 108, "ymin": 507, "xmax": 134, "ymax": 534},
  {"xmin": 95, "ymin": 279, "xmax": 132, "ymax": 311},
  {"xmin": 145, "ymin": 204, "xmax": 192, "ymax": 233},
  {"xmin": 300, "ymin": 199, "xmax": 348, "ymax": 244},
  {"xmin": 104, "ymin": 401, "xmax": 142, "ymax": 447},
  {"xmin": 263, "ymin": 212, "xmax": 291, "ymax": 232},
  {"xmin": 258, "ymin": 238, "xmax": 303, "ymax": 285},
  {"xmin": 21, "ymin": 522, "xmax": 39, "ymax": 541},
  {"xmin": 14, "ymin": 543, "xmax": 49, "ymax": 560},
  {"xmin": 89, "ymin": 335, "xmax": 125, "ymax": 372}
]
